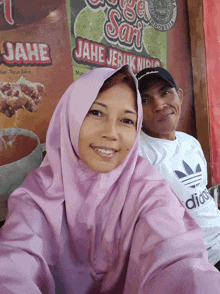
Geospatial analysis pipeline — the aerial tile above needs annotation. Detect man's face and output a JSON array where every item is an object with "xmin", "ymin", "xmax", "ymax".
[{"xmin": 140, "ymin": 79, "xmax": 183, "ymax": 140}]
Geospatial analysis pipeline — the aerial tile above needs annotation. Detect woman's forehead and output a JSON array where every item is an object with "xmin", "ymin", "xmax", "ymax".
[{"xmin": 94, "ymin": 82, "xmax": 137, "ymax": 110}]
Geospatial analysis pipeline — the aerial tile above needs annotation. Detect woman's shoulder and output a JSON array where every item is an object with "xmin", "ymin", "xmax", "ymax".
[
  {"xmin": 126, "ymin": 155, "xmax": 184, "ymax": 213},
  {"xmin": 135, "ymin": 155, "xmax": 168, "ymax": 182}
]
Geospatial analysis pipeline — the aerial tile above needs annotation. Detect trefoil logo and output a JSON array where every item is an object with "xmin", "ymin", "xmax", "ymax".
[{"xmin": 174, "ymin": 160, "xmax": 202, "ymax": 188}]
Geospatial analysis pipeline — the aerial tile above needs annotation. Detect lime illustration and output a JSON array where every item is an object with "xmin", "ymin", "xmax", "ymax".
[
  {"xmin": 143, "ymin": 26, "xmax": 167, "ymax": 68},
  {"xmin": 74, "ymin": 7, "xmax": 106, "ymax": 43}
]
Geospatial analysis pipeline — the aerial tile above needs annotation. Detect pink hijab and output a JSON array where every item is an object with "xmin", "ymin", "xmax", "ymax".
[
  {"xmin": 42, "ymin": 66, "xmax": 142, "ymax": 259},
  {"xmin": 16, "ymin": 64, "xmax": 144, "ymax": 277},
  {"xmin": 2, "ymin": 65, "xmax": 220, "ymax": 293}
]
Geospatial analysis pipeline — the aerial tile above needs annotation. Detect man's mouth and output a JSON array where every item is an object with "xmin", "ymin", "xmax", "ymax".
[{"xmin": 157, "ymin": 109, "xmax": 175, "ymax": 121}]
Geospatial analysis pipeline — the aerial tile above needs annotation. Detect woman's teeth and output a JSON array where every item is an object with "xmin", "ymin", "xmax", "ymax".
[{"xmin": 94, "ymin": 148, "xmax": 114, "ymax": 155}]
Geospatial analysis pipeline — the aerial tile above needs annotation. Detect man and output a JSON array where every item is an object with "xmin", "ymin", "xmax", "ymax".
[{"xmin": 136, "ymin": 67, "xmax": 220, "ymax": 270}]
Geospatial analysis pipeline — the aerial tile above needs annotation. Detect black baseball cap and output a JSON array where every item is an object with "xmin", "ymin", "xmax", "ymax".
[{"xmin": 136, "ymin": 67, "xmax": 177, "ymax": 92}]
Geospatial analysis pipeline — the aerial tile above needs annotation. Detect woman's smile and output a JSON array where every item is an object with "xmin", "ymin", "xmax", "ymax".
[{"xmin": 91, "ymin": 145, "xmax": 119, "ymax": 158}]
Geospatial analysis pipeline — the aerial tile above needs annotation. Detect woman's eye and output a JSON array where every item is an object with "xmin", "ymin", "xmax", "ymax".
[
  {"xmin": 122, "ymin": 118, "xmax": 135, "ymax": 125},
  {"xmin": 88, "ymin": 110, "xmax": 103, "ymax": 117}
]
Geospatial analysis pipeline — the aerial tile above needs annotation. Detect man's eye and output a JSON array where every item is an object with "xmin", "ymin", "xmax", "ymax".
[
  {"xmin": 162, "ymin": 90, "xmax": 170, "ymax": 97},
  {"xmin": 122, "ymin": 118, "xmax": 135, "ymax": 125},
  {"xmin": 87, "ymin": 110, "xmax": 103, "ymax": 117},
  {"xmin": 142, "ymin": 98, "xmax": 149, "ymax": 104}
]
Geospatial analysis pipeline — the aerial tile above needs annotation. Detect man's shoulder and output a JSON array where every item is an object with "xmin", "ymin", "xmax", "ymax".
[
  {"xmin": 176, "ymin": 131, "xmax": 200, "ymax": 145},
  {"xmin": 176, "ymin": 131, "xmax": 194, "ymax": 139}
]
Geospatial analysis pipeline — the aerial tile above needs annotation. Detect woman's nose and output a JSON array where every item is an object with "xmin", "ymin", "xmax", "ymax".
[{"xmin": 102, "ymin": 119, "xmax": 118, "ymax": 140}]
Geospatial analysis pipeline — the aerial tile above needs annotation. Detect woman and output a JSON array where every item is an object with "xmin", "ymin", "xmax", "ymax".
[{"xmin": 0, "ymin": 65, "xmax": 219, "ymax": 293}]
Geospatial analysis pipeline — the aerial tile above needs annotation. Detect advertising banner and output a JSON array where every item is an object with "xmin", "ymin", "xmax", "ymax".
[
  {"xmin": 203, "ymin": 0, "xmax": 220, "ymax": 185},
  {"xmin": 66, "ymin": 0, "xmax": 177, "ymax": 80},
  {"xmin": 0, "ymin": 0, "xmax": 73, "ymax": 220}
]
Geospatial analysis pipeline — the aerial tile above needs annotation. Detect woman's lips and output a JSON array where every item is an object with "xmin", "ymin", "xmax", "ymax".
[{"xmin": 91, "ymin": 146, "xmax": 119, "ymax": 158}]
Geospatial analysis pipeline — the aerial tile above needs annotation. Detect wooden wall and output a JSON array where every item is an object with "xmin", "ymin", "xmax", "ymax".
[
  {"xmin": 167, "ymin": 0, "xmax": 197, "ymax": 138},
  {"xmin": 167, "ymin": 0, "xmax": 212, "ymax": 187},
  {"xmin": 187, "ymin": 0, "xmax": 212, "ymax": 187}
]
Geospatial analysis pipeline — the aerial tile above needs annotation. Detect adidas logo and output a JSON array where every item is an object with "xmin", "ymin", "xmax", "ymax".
[
  {"xmin": 185, "ymin": 190, "xmax": 211, "ymax": 209},
  {"xmin": 174, "ymin": 160, "xmax": 202, "ymax": 188}
]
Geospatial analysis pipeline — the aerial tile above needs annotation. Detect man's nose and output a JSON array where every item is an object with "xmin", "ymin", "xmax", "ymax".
[{"xmin": 152, "ymin": 98, "xmax": 167, "ymax": 112}]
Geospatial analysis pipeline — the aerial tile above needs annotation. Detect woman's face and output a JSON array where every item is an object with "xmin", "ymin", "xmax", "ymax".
[{"xmin": 78, "ymin": 82, "xmax": 137, "ymax": 173}]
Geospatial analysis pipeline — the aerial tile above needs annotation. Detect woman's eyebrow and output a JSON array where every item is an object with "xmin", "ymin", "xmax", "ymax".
[
  {"xmin": 93, "ymin": 101, "xmax": 136, "ymax": 115},
  {"xmin": 93, "ymin": 101, "xmax": 107, "ymax": 108},
  {"xmin": 125, "ymin": 110, "xmax": 137, "ymax": 115}
]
